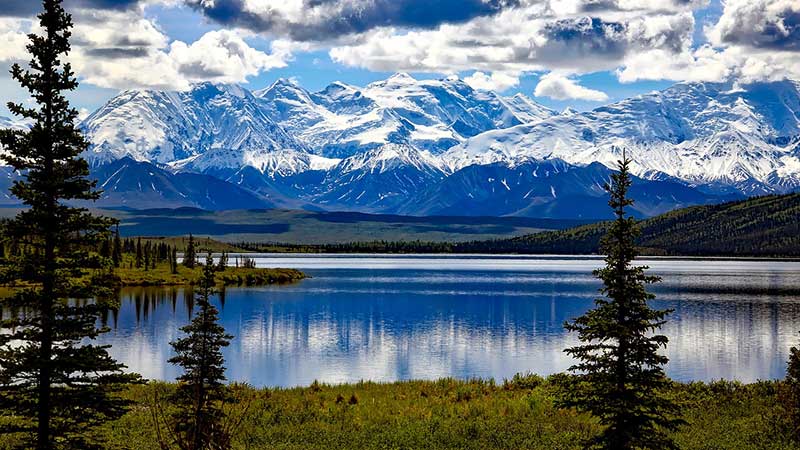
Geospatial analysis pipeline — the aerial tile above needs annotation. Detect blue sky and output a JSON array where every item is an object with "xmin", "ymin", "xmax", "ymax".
[{"xmin": 1, "ymin": 0, "xmax": 798, "ymax": 117}]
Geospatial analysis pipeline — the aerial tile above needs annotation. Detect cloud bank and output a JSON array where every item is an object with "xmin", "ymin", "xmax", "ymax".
[
  {"xmin": 0, "ymin": 2, "xmax": 291, "ymax": 90},
  {"xmin": 185, "ymin": 0, "xmax": 520, "ymax": 41},
  {"xmin": 2, "ymin": 0, "xmax": 799, "ymax": 93},
  {"xmin": 534, "ymin": 73, "xmax": 609, "ymax": 101}
]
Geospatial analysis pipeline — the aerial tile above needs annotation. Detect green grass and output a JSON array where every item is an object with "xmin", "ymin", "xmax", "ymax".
[
  {"xmin": 113, "ymin": 257, "xmax": 305, "ymax": 287},
  {"xmin": 59, "ymin": 376, "xmax": 792, "ymax": 450}
]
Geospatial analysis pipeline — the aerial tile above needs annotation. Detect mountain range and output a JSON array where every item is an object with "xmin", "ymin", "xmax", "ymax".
[{"xmin": 3, "ymin": 73, "xmax": 800, "ymax": 219}]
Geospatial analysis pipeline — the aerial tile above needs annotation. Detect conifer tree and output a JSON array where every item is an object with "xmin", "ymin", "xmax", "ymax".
[
  {"xmin": 558, "ymin": 155, "xmax": 682, "ymax": 449},
  {"xmin": 216, "ymin": 252, "xmax": 228, "ymax": 271},
  {"xmin": 166, "ymin": 254, "xmax": 233, "ymax": 449},
  {"xmin": 782, "ymin": 338, "xmax": 800, "ymax": 440},
  {"xmin": 0, "ymin": 1, "xmax": 141, "ymax": 447},
  {"xmin": 171, "ymin": 246, "xmax": 179, "ymax": 275},
  {"xmin": 183, "ymin": 234, "xmax": 196, "ymax": 269},
  {"xmin": 112, "ymin": 225, "xmax": 122, "ymax": 268},
  {"xmin": 135, "ymin": 237, "xmax": 143, "ymax": 268},
  {"xmin": 100, "ymin": 238, "xmax": 110, "ymax": 258}
]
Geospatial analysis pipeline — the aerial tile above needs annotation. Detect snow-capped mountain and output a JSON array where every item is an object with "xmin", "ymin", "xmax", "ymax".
[
  {"xmin": 82, "ymin": 82, "xmax": 315, "ymax": 173},
  {"xmin": 3, "ymin": 74, "xmax": 798, "ymax": 218},
  {"xmin": 253, "ymin": 73, "xmax": 556, "ymax": 158},
  {"xmin": 399, "ymin": 159, "xmax": 729, "ymax": 219},
  {"xmin": 443, "ymin": 80, "xmax": 800, "ymax": 195},
  {"xmin": 314, "ymin": 144, "xmax": 448, "ymax": 210}
]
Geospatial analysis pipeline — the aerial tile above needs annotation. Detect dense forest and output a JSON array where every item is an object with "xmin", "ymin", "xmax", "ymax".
[{"xmin": 238, "ymin": 193, "xmax": 800, "ymax": 257}]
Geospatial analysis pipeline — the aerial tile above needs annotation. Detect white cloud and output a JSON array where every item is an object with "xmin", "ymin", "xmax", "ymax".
[
  {"xmin": 0, "ymin": 19, "xmax": 31, "ymax": 62},
  {"xmin": 534, "ymin": 72, "xmax": 609, "ymax": 101},
  {"xmin": 618, "ymin": 0, "xmax": 800, "ymax": 84},
  {"xmin": 168, "ymin": 30, "xmax": 288, "ymax": 84},
  {"xmin": 0, "ymin": 5, "xmax": 293, "ymax": 90},
  {"xmin": 77, "ymin": 107, "xmax": 91, "ymax": 121},
  {"xmin": 329, "ymin": 4, "xmax": 697, "ymax": 76},
  {"xmin": 708, "ymin": 0, "xmax": 800, "ymax": 50},
  {"xmin": 463, "ymin": 71, "xmax": 520, "ymax": 92}
]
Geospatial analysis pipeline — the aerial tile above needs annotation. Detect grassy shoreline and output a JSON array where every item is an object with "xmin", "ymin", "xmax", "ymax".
[
  {"xmin": 112, "ymin": 263, "xmax": 306, "ymax": 287},
  {"xmin": 72, "ymin": 375, "xmax": 793, "ymax": 449}
]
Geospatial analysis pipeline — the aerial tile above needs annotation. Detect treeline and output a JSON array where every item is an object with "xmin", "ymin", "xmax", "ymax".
[
  {"xmin": 507, "ymin": 192, "xmax": 800, "ymax": 257},
  {"xmin": 237, "ymin": 193, "xmax": 800, "ymax": 257}
]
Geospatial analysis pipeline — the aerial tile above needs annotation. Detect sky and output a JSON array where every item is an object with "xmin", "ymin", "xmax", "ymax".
[{"xmin": 0, "ymin": 0, "xmax": 799, "ymax": 117}]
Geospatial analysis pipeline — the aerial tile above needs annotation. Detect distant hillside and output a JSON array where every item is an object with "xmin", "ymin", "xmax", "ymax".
[
  {"xmin": 0, "ymin": 207, "xmax": 588, "ymax": 245},
  {"xmin": 485, "ymin": 193, "xmax": 800, "ymax": 257}
]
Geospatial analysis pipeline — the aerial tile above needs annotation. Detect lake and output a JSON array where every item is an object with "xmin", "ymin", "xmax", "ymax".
[{"xmin": 99, "ymin": 254, "xmax": 800, "ymax": 387}]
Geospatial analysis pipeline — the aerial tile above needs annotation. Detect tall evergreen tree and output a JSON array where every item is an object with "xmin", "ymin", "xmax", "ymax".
[
  {"xmin": 135, "ymin": 237, "xmax": 143, "ymax": 268},
  {"xmin": 782, "ymin": 338, "xmax": 800, "ymax": 441},
  {"xmin": 100, "ymin": 238, "xmax": 110, "ymax": 258},
  {"xmin": 0, "ymin": 1, "xmax": 141, "ymax": 448},
  {"xmin": 167, "ymin": 254, "xmax": 233, "ymax": 450},
  {"xmin": 112, "ymin": 224, "xmax": 122, "ymax": 268},
  {"xmin": 183, "ymin": 234, "xmax": 196, "ymax": 269},
  {"xmin": 558, "ymin": 155, "xmax": 682, "ymax": 450},
  {"xmin": 171, "ymin": 246, "xmax": 179, "ymax": 275},
  {"xmin": 216, "ymin": 252, "xmax": 228, "ymax": 271}
]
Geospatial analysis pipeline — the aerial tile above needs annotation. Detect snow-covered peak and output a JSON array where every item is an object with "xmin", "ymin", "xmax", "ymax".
[
  {"xmin": 443, "ymin": 79, "xmax": 800, "ymax": 194},
  {"xmin": 316, "ymin": 81, "xmax": 362, "ymax": 99},
  {"xmin": 380, "ymin": 72, "xmax": 417, "ymax": 86},
  {"xmin": 82, "ymin": 82, "xmax": 309, "ymax": 169},
  {"xmin": 0, "ymin": 115, "xmax": 30, "ymax": 131},
  {"xmin": 255, "ymin": 78, "xmax": 308, "ymax": 100},
  {"xmin": 252, "ymin": 72, "xmax": 554, "ymax": 158},
  {"xmin": 334, "ymin": 143, "xmax": 446, "ymax": 176},
  {"xmin": 190, "ymin": 81, "xmax": 249, "ymax": 100}
]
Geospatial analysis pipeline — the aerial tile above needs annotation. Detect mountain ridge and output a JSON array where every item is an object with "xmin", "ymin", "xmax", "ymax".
[{"xmin": 4, "ymin": 74, "xmax": 799, "ymax": 218}]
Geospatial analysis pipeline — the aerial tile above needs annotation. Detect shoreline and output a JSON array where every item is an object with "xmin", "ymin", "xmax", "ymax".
[{"xmin": 112, "ymin": 266, "xmax": 307, "ymax": 288}]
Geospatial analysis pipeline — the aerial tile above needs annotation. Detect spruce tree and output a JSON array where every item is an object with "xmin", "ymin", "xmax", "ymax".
[
  {"xmin": 167, "ymin": 254, "xmax": 233, "ymax": 449},
  {"xmin": 0, "ymin": 1, "xmax": 141, "ymax": 448},
  {"xmin": 112, "ymin": 224, "xmax": 122, "ymax": 268},
  {"xmin": 216, "ymin": 252, "xmax": 228, "ymax": 271},
  {"xmin": 783, "ymin": 339, "xmax": 800, "ymax": 440},
  {"xmin": 183, "ymin": 234, "xmax": 197, "ymax": 269},
  {"xmin": 100, "ymin": 238, "xmax": 110, "ymax": 258},
  {"xmin": 558, "ymin": 155, "xmax": 682, "ymax": 449},
  {"xmin": 135, "ymin": 237, "xmax": 143, "ymax": 268},
  {"xmin": 171, "ymin": 246, "xmax": 179, "ymax": 275}
]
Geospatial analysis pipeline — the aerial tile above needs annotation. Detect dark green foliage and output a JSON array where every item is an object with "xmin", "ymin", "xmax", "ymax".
[
  {"xmin": 112, "ymin": 225, "xmax": 122, "ymax": 268},
  {"xmin": 240, "ymin": 255, "xmax": 256, "ymax": 269},
  {"xmin": 0, "ymin": 1, "xmax": 141, "ymax": 448},
  {"xmin": 164, "ymin": 254, "xmax": 234, "ymax": 449},
  {"xmin": 781, "ymin": 337, "xmax": 800, "ymax": 441},
  {"xmin": 231, "ymin": 193, "xmax": 800, "ymax": 256},
  {"xmin": 136, "ymin": 237, "xmax": 143, "ymax": 268},
  {"xmin": 171, "ymin": 246, "xmax": 179, "ymax": 274},
  {"xmin": 490, "ymin": 193, "xmax": 800, "ymax": 256},
  {"xmin": 558, "ymin": 157, "xmax": 683, "ymax": 449},
  {"xmin": 183, "ymin": 234, "xmax": 197, "ymax": 269},
  {"xmin": 216, "ymin": 252, "xmax": 228, "ymax": 271}
]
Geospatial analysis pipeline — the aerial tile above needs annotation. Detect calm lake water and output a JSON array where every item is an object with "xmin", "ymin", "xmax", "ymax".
[{"xmin": 98, "ymin": 254, "xmax": 800, "ymax": 387}]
